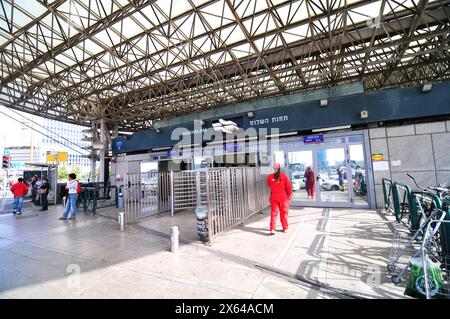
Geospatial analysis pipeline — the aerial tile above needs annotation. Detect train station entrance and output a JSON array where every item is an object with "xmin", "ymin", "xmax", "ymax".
[{"xmin": 274, "ymin": 131, "xmax": 375, "ymax": 208}]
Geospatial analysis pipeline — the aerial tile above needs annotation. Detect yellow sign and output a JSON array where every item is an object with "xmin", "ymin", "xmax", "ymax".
[
  {"xmin": 46, "ymin": 154, "xmax": 57, "ymax": 162},
  {"xmin": 372, "ymin": 154, "xmax": 384, "ymax": 161},
  {"xmin": 57, "ymin": 152, "xmax": 68, "ymax": 162}
]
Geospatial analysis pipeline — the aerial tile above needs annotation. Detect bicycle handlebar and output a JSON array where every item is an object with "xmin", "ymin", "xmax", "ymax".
[
  {"xmin": 407, "ymin": 173, "xmax": 450, "ymax": 197},
  {"xmin": 406, "ymin": 173, "xmax": 427, "ymax": 191}
]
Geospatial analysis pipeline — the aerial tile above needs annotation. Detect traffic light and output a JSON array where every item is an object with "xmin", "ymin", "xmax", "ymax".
[{"xmin": 2, "ymin": 155, "xmax": 10, "ymax": 169}]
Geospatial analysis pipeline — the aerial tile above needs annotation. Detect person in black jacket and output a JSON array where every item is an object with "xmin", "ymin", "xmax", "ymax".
[
  {"xmin": 31, "ymin": 175, "xmax": 38, "ymax": 204},
  {"xmin": 40, "ymin": 178, "xmax": 50, "ymax": 211}
]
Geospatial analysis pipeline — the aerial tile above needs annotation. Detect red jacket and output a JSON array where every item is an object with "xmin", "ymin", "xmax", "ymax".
[
  {"xmin": 267, "ymin": 173, "xmax": 292, "ymax": 200},
  {"xmin": 305, "ymin": 169, "xmax": 315, "ymax": 187},
  {"xmin": 11, "ymin": 182, "xmax": 29, "ymax": 197}
]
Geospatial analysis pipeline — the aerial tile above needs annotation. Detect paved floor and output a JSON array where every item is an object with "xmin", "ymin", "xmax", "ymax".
[{"xmin": 0, "ymin": 200, "xmax": 407, "ymax": 298}]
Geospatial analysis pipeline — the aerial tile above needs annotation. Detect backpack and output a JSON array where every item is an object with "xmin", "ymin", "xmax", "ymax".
[{"xmin": 76, "ymin": 180, "xmax": 82, "ymax": 194}]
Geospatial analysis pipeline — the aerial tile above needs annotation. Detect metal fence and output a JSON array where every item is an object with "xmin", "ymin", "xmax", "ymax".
[
  {"xmin": 172, "ymin": 170, "xmax": 207, "ymax": 214},
  {"xmin": 382, "ymin": 178, "xmax": 396, "ymax": 214},
  {"xmin": 383, "ymin": 178, "xmax": 443, "ymax": 232},
  {"xmin": 206, "ymin": 167, "xmax": 270, "ymax": 244},
  {"xmin": 124, "ymin": 172, "xmax": 171, "ymax": 223},
  {"xmin": 80, "ymin": 185, "xmax": 117, "ymax": 214},
  {"xmin": 124, "ymin": 168, "xmax": 270, "ymax": 243}
]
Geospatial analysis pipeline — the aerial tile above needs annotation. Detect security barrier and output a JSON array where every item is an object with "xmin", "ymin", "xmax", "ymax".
[
  {"xmin": 123, "ymin": 168, "xmax": 270, "ymax": 244},
  {"xmin": 206, "ymin": 167, "xmax": 270, "ymax": 244},
  {"xmin": 171, "ymin": 170, "xmax": 207, "ymax": 214},
  {"xmin": 124, "ymin": 172, "xmax": 171, "ymax": 223}
]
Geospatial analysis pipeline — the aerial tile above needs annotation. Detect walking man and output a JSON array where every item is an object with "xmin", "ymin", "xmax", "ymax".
[
  {"xmin": 59, "ymin": 173, "xmax": 79, "ymax": 221},
  {"xmin": 11, "ymin": 178, "xmax": 29, "ymax": 215}
]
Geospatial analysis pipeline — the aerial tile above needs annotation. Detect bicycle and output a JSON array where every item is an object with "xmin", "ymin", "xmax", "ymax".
[{"xmin": 406, "ymin": 174, "xmax": 450, "ymax": 230}]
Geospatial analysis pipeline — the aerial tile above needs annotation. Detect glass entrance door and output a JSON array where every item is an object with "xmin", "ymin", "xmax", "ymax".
[
  {"xmin": 316, "ymin": 147, "xmax": 351, "ymax": 205},
  {"xmin": 278, "ymin": 132, "xmax": 372, "ymax": 208},
  {"xmin": 349, "ymin": 142, "xmax": 369, "ymax": 206},
  {"xmin": 287, "ymin": 150, "xmax": 317, "ymax": 204}
]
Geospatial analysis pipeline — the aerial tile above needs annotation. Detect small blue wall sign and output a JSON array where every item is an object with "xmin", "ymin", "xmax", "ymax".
[{"xmin": 303, "ymin": 135, "xmax": 324, "ymax": 144}]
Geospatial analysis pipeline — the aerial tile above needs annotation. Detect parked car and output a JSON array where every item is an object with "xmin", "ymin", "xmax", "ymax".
[
  {"xmin": 291, "ymin": 171, "xmax": 305, "ymax": 190},
  {"xmin": 322, "ymin": 174, "xmax": 347, "ymax": 191},
  {"xmin": 291, "ymin": 171, "xmax": 324, "ymax": 191}
]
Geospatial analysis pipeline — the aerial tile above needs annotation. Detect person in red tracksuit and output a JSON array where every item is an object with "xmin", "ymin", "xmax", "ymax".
[
  {"xmin": 267, "ymin": 163, "xmax": 292, "ymax": 235},
  {"xmin": 305, "ymin": 166, "xmax": 315, "ymax": 199},
  {"xmin": 11, "ymin": 178, "xmax": 29, "ymax": 215}
]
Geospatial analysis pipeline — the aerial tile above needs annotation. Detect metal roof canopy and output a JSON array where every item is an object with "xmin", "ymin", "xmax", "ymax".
[
  {"xmin": 0, "ymin": 0, "xmax": 449, "ymax": 132},
  {"xmin": 24, "ymin": 162, "xmax": 58, "ymax": 168}
]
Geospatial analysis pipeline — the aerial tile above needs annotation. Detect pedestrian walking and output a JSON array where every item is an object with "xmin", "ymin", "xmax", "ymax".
[
  {"xmin": 39, "ymin": 177, "xmax": 50, "ymax": 211},
  {"xmin": 59, "ymin": 173, "xmax": 79, "ymax": 221},
  {"xmin": 267, "ymin": 163, "xmax": 292, "ymax": 235},
  {"xmin": 305, "ymin": 166, "xmax": 315, "ymax": 199},
  {"xmin": 10, "ymin": 178, "xmax": 29, "ymax": 215}
]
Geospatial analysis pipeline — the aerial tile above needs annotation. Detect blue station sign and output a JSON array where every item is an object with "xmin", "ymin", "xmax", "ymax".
[
  {"xmin": 303, "ymin": 134, "xmax": 324, "ymax": 144},
  {"xmin": 224, "ymin": 144, "xmax": 240, "ymax": 152}
]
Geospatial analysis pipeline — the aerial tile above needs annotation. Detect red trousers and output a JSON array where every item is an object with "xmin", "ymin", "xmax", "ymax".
[
  {"xmin": 307, "ymin": 185, "xmax": 315, "ymax": 198},
  {"xmin": 270, "ymin": 196, "xmax": 289, "ymax": 231}
]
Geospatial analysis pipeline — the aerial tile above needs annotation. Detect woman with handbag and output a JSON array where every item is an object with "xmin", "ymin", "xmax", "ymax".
[{"xmin": 39, "ymin": 178, "xmax": 50, "ymax": 211}]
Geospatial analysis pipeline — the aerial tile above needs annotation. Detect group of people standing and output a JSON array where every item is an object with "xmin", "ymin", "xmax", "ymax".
[
  {"xmin": 10, "ymin": 173, "xmax": 79, "ymax": 220},
  {"xmin": 10, "ymin": 175, "xmax": 49, "ymax": 215},
  {"xmin": 30, "ymin": 175, "xmax": 50, "ymax": 211}
]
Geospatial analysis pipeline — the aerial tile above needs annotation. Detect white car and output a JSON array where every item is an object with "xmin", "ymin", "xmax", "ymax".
[
  {"xmin": 291, "ymin": 171, "xmax": 323, "ymax": 191},
  {"xmin": 291, "ymin": 171, "xmax": 305, "ymax": 191},
  {"xmin": 322, "ymin": 175, "xmax": 347, "ymax": 191}
]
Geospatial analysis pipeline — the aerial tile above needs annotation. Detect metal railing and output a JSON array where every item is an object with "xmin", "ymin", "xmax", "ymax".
[
  {"xmin": 124, "ymin": 172, "xmax": 171, "ymax": 223},
  {"xmin": 80, "ymin": 185, "xmax": 117, "ymax": 214},
  {"xmin": 206, "ymin": 167, "xmax": 270, "ymax": 244},
  {"xmin": 382, "ymin": 178, "xmax": 396, "ymax": 214},
  {"xmin": 123, "ymin": 168, "xmax": 270, "ymax": 244},
  {"xmin": 383, "ymin": 178, "xmax": 443, "ymax": 233},
  {"xmin": 171, "ymin": 170, "xmax": 207, "ymax": 214}
]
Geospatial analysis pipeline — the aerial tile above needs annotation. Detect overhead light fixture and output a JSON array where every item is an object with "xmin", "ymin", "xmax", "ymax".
[
  {"xmin": 320, "ymin": 99, "xmax": 328, "ymax": 107},
  {"xmin": 421, "ymin": 83, "xmax": 432, "ymax": 93},
  {"xmin": 247, "ymin": 112, "xmax": 254, "ymax": 118},
  {"xmin": 152, "ymin": 147, "xmax": 171, "ymax": 152},
  {"xmin": 155, "ymin": 128, "xmax": 161, "ymax": 133},
  {"xmin": 312, "ymin": 125, "xmax": 351, "ymax": 133},
  {"xmin": 360, "ymin": 109, "xmax": 368, "ymax": 119},
  {"xmin": 265, "ymin": 131, "xmax": 298, "ymax": 138}
]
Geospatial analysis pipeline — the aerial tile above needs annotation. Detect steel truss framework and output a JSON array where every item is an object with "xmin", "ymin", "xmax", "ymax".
[{"xmin": 0, "ymin": 0, "xmax": 449, "ymax": 131}]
